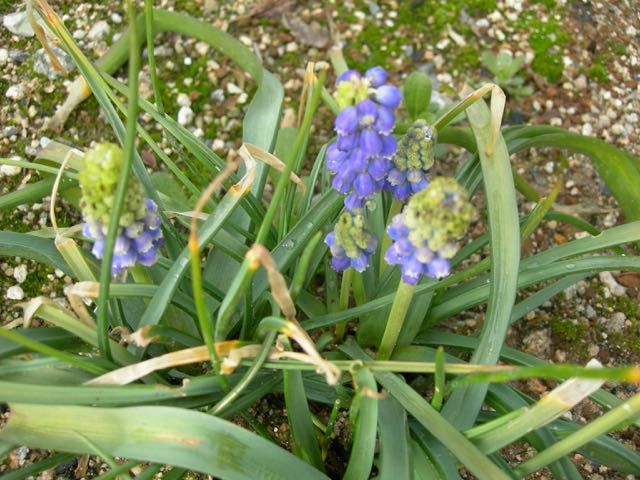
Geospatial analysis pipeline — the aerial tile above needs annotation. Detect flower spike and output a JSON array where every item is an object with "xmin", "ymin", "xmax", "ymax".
[
  {"xmin": 325, "ymin": 209, "xmax": 377, "ymax": 273},
  {"xmin": 384, "ymin": 177, "xmax": 475, "ymax": 284},
  {"xmin": 386, "ymin": 119, "xmax": 437, "ymax": 201},
  {"xmin": 327, "ymin": 66, "xmax": 402, "ymax": 211},
  {"xmin": 79, "ymin": 143, "xmax": 163, "ymax": 275}
]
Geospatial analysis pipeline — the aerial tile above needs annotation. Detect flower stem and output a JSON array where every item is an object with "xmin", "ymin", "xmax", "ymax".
[
  {"xmin": 130, "ymin": 264, "xmax": 152, "ymax": 285},
  {"xmin": 379, "ymin": 198, "xmax": 404, "ymax": 277},
  {"xmin": 378, "ymin": 281, "xmax": 416, "ymax": 360},
  {"xmin": 334, "ymin": 268, "xmax": 353, "ymax": 341},
  {"xmin": 352, "ymin": 271, "xmax": 366, "ymax": 305},
  {"xmin": 95, "ymin": 0, "xmax": 140, "ymax": 361}
]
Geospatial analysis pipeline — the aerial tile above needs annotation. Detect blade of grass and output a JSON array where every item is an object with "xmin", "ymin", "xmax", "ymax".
[
  {"xmin": 137, "ymin": 189, "xmax": 247, "ymax": 330},
  {"xmin": 0, "ymin": 231, "xmax": 72, "ymax": 275},
  {"xmin": 514, "ymin": 393, "xmax": 640, "ymax": 477},
  {"xmin": 416, "ymin": 330, "xmax": 640, "ymax": 428},
  {"xmin": 0, "ymin": 403, "xmax": 329, "ymax": 479},
  {"xmin": 0, "ymin": 452, "xmax": 76, "ymax": 480},
  {"xmin": 0, "ymin": 326, "xmax": 105, "ymax": 375},
  {"xmin": 410, "ymin": 438, "xmax": 443, "ymax": 479},
  {"xmin": 283, "ymin": 338, "xmax": 325, "ymax": 472},
  {"xmin": 0, "ymin": 177, "xmax": 75, "ymax": 212},
  {"xmin": 0, "ymin": 328, "xmax": 81, "ymax": 359},
  {"xmin": 340, "ymin": 340, "xmax": 512, "ymax": 480},
  {"xmin": 440, "ymin": 92, "xmax": 520, "ymax": 429},
  {"xmin": 547, "ymin": 418, "xmax": 640, "ymax": 475},
  {"xmin": 344, "ymin": 367, "xmax": 378, "ymax": 480},
  {"xmin": 377, "ymin": 397, "xmax": 411, "ymax": 480},
  {"xmin": 427, "ymin": 256, "xmax": 640, "ymax": 323}
]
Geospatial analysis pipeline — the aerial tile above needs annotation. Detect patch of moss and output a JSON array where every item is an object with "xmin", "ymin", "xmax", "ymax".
[
  {"xmin": 531, "ymin": 0, "xmax": 557, "ymax": 8},
  {"xmin": 549, "ymin": 316, "xmax": 589, "ymax": 359},
  {"xmin": 586, "ymin": 57, "xmax": 610, "ymax": 84},
  {"xmin": 342, "ymin": 0, "xmax": 489, "ymax": 75},
  {"xmin": 584, "ymin": 40, "xmax": 627, "ymax": 84},
  {"xmin": 512, "ymin": 10, "xmax": 567, "ymax": 83}
]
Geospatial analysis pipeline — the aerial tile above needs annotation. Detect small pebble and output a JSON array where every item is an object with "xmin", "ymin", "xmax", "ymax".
[
  {"xmin": 87, "ymin": 20, "xmax": 110, "ymax": 41},
  {"xmin": 3, "ymin": 10, "xmax": 34, "ymax": 37},
  {"xmin": 13, "ymin": 264, "xmax": 27, "ymax": 284},
  {"xmin": 599, "ymin": 271, "xmax": 626, "ymax": 297},
  {"xmin": 7, "ymin": 285, "xmax": 25, "ymax": 300},
  {"xmin": 5, "ymin": 84, "xmax": 24, "ymax": 100},
  {"xmin": 177, "ymin": 106, "xmax": 194, "ymax": 126},
  {"xmin": 226, "ymin": 83, "xmax": 243, "ymax": 95},
  {"xmin": 176, "ymin": 92, "xmax": 191, "ymax": 108},
  {"xmin": 0, "ymin": 164, "xmax": 22, "ymax": 176}
]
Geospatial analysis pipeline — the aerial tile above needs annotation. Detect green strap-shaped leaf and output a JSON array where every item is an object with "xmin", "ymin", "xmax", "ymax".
[
  {"xmin": 137, "ymin": 190, "xmax": 244, "ymax": 329},
  {"xmin": 505, "ymin": 126, "xmax": 640, "ymax": 221},
  {"xmin": 377, "ymin": 397, "xmax": 411, "ymax": 480},
  {"xmin": 0, "ymin": 403, "xmax": 329, "ymax": 480},
  {"xmin": 0, "ymin": 231, "xmax": 72, "ymax": 275},
  {"xmin": 344, "ymin": 367, "xmax": 378, "ymax": 480},
  {"xmin": 283, "ymin": 368, "xmax": 325, "ymax": 471},
  {"xmin": 340, "ymin": 340, "xmax": 512, "ymax": 480},
  {"xmin": 440, "ymin": 95, "xmax": 520, "ymax": 429}
]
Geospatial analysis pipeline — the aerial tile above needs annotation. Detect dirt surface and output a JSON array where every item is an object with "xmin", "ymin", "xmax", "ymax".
[{"xmin": 1, "ymin": 0, "xmax": 640, "ymax": 478}]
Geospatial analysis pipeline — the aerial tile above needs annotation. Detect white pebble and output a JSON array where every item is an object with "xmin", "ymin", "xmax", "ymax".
[
  {"xmin": 599, "ymin": 271, "xmax": 626, "ymax": 297},
  {"xmin": 544, "ymin": 161, "xmax": 554, "ymax": 173},
  {"xmin": 3, "ymin": 10, "xmax": 34, "ymax": 37},
  {"xmin": 0, "ymin": 48, "xmax": 7, "ymax": 65},
  {"xmin": 88, "ymin": 20, "xmax": 110, "ymax": 41},
  {"xmin": 7, "ymin": 285, "xmax": 24, "ymax": 300},
  {"xmin": 212, "ymin": 139, "xmax": 225, "ymax": 151},
  {"xmin": 0, "ymin": 164, "xmax": 21, "ymax": 176},
  {"xmin": 226, "ymin": 83, "xmax": 243, "ymax": 95},
  {"xmin": 5, "ymin": 85, "xmax": 24, "ymax": 100},
  {"xmin": 111, "ymin": 13, "xmax": 122, "ymax": 24},
  {"xmin": 54, "ymin": 268, "xmax": 65, "ymax": 278},
  {"xmin": 13, "ymin": 264, "xmax": 27, "ymax": 283},
  {"xmin": 581, "ymin": 123, "xmax": 593, "ymax": 136},
  {"xmin": 177, "ymin": 106, "xmax": 194, "ymax": 126},
  {"xmin": 176, "ymin": 92, "xmax": 191, "ymax": 107}
]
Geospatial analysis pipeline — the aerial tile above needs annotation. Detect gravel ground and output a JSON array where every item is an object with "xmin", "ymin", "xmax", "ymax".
[{"xmin": 1, "ymin": 0, "xmax": 640, "ymax": 478}]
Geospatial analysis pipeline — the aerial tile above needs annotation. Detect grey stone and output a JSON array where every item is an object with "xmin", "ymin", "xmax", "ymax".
[
  {"xmin": 3, "ymin": 11, "xmax": 34, "ymax": 37},
  {"xmin": 33, "ymin": 47, "xmax": 76, "ymax": 79}
]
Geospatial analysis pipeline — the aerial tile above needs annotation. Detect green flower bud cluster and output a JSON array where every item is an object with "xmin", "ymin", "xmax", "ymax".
[
  {"xmin": 79, "ymin": 143, "xmax": 147, "ymax": 232},
  {"xmin": 393, "ymin": 119, "xmax": 436, "ymax": 172},
  {"xmin": 325, "ymin": 210, "xmax": 377, "ymax": 272},
  {"xmin": 335, "ymin": 76, "xmax": 370, "ymax": 110},
  {"xmin": 386, "ymin": 119, "xmax": 437, "ymax": 201},
  {"xmin": 403, "ymin": 177, "xmax": 475, "ymax": 258}
]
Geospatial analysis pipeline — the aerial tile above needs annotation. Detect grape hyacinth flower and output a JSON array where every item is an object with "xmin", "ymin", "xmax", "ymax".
[
  {"xmin": 384, "ymin": 177, "xmax": 475, "ymax": 285},
  {"xmin": 386, "ymin": 119, "xmax": 437, "ymax": 201},
  {"xmin": 79, "ymin": 143, "xmax": 163, "ymax": 275},
  {"xmin": 325, "ymin": 209, "xmax": 377, "ymax": 272},
  {"xmin": 327, "ymin": 67, "xmax": 402, "ymax": 210}
]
